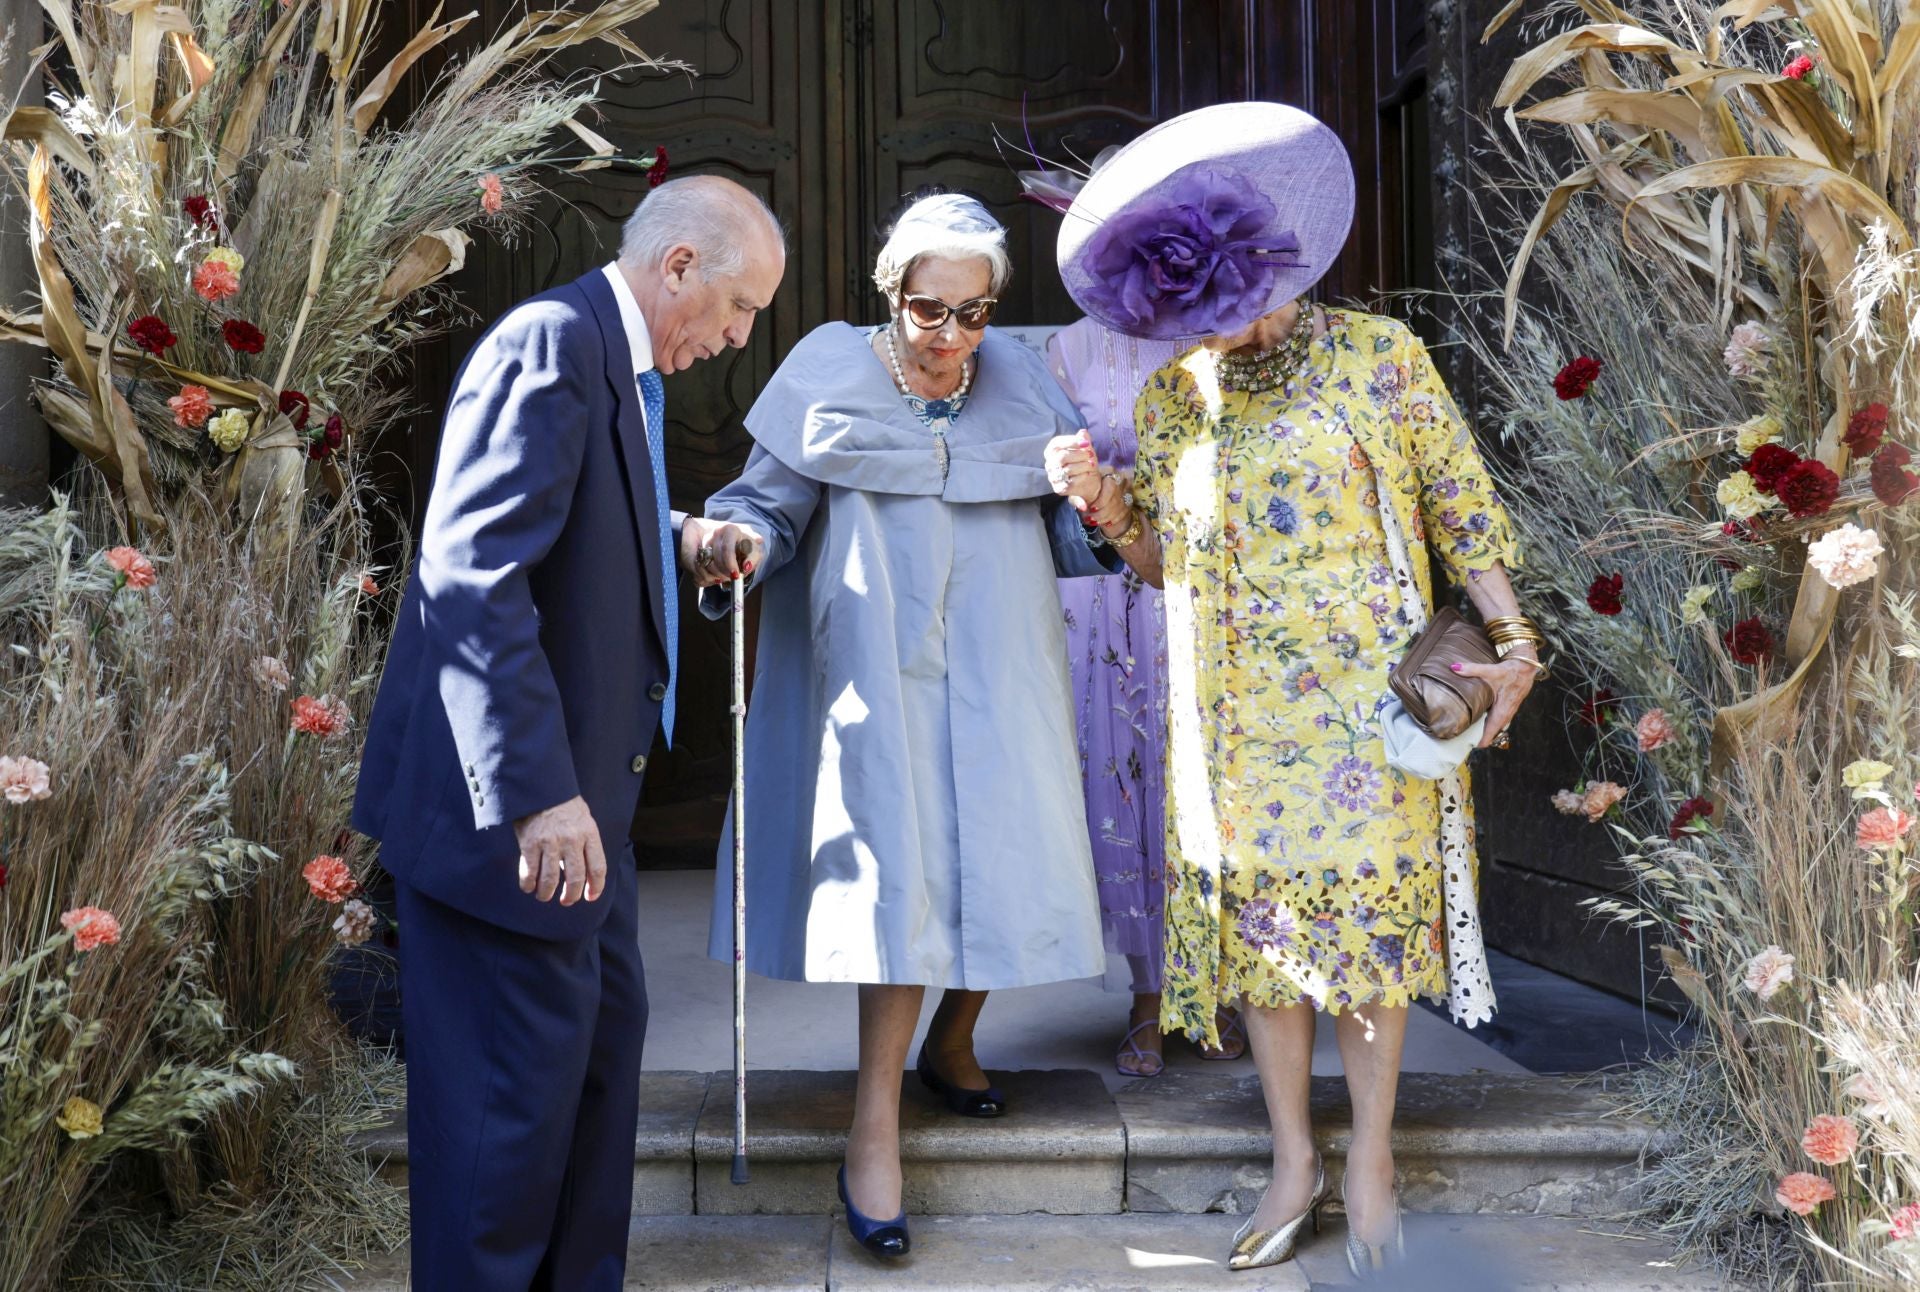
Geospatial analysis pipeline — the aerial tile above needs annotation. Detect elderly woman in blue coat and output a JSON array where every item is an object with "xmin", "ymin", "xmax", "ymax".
[{"xmin": 680, "ymin": 192, "xmax": 1113, "ymax": 1258}]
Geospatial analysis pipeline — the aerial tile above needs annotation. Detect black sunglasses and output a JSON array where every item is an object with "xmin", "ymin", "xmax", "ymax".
[{"xmin": 899, "ymin": 293, "xmax": 998, "ymax": 331}]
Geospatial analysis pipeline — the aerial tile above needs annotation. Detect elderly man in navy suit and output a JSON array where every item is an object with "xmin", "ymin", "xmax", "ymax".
[{"xmin": 354, "ymin": 174, "xmax": 785, "ymax": 1290}]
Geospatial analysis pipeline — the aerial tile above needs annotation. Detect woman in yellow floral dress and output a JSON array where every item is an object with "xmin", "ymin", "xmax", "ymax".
[{"xmin": 1043, "ymin": 104, "xmax": 1544, "ymax": 1279}]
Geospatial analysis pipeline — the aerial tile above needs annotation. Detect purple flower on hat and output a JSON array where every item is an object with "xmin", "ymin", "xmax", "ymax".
[{"xmin": 1081, "ymin": 168, "xmax": 1299, "ymax": 336}]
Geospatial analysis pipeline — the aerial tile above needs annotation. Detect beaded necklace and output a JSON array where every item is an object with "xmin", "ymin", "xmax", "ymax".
[
  {"xmin": 884, "ymin": 324, "xmax": 972, "ymax": 482},
  {"xmin": 1211, "ymin": 298, "xmax": 1314, "ymax": 395}
]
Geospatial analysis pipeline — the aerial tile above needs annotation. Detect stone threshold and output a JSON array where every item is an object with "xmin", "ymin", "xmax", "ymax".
[
  {"xmin": 331, "ymin": 1212, "xmax": 1738, "ymax": 1290},
  {"xmin": 352, "ymin": 1069, "xmax": 1658, "ymax": 1220}
]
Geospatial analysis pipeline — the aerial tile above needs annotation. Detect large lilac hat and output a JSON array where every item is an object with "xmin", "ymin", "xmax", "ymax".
[{"xmin": 1056, "ymin": 102, "xmax": 1354, "ymax": 341}]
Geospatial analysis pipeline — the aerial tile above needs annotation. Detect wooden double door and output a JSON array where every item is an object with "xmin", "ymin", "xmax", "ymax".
[{"xmin": 388, "ymin": 0, "xmax": 1437, "ymax": 860}]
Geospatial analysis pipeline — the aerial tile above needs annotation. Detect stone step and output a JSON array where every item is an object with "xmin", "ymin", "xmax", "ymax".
[
  {"xmin": 353, "ymin": 1068, "xmax": 1656, "ymax": 1219},
  {"xmin": 330, "ymin": 1212, "xmax": 1736, "ymax": 1290}
]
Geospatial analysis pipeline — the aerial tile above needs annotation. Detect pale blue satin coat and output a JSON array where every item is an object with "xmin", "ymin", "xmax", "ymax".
[{"xmin": 702, "ymin": 322, "xmax": 1113, "ymax": 989}]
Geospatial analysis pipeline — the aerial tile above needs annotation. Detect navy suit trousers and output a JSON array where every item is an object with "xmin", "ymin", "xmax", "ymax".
[{"xmin": 396, "ymin": 861, "xmax": 646, "ymax": 1291}]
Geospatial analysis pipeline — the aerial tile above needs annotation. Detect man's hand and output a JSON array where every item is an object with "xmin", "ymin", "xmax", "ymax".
[
  {"xmin": 680, "ymin": 517, "xmax": 765, "ymax": 589},
  {"xmin": 513, "ymin": 796, "xmax": 607, "ymax": 906}
]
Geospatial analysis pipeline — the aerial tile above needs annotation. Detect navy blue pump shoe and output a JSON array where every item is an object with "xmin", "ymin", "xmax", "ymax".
[
  {"xmin": 838, "ymin": 1165, "xmax": 910, "ymax": 1258},
  {"xmin": 916, "ymin": 1045, "xmax": 1006, "ymax": 1118}
]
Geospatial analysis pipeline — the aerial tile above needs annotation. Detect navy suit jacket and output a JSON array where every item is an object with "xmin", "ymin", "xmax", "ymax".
[{"xmin": 354, "ymin": 269, "xmax": 672, "ymax": 941}]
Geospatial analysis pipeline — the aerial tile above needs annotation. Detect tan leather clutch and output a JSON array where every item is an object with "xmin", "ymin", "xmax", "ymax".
[{"xmin": 1389, "ymin": 607, "xmax": 1498, "ymax": 741}]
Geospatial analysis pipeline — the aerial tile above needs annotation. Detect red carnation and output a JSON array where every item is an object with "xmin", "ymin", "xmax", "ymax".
[
  {"xmin": 183, "ymin": 195, "xmax": 219, "ymax": 231},
  {"xmin": 1578, "ymin": 688, "xmax": 1617, "ymax": 728},
  {"xmin": 648, "ymin": 145, "xmax": 670, "ymax": 188},
  {"xmin": 1669, "ymin": 795, "xmax": 1715, "ymax": 840},
  {"xmin": 1721, "ymin": 517, "xmax": 1766, "ymax": 543},
  {"xmin": 1723, "ymin": 617, "xmax": 1775, "ymax": 666},
  {"xmin": 127, "ymin": 314, "xmax": 178, "ymax": 355},
  {"xmin": 1845, "ymin": 403, "xmax": 1889, "ymax": 457},
  {"xmin": 309, "ymin": 412, "xmax": 345, "ymax": 461},
  {"xmin": 0, "ymin": 860, "xmax": 8, "ymax": 889},
  {"xmin": 278, "ymin": 389, "xmax": 311, "ymax": 430},
  {"xmin": 1745, "ymin": 442, "xmax": 1801, "ymax": 494},
  {"xmin": 223, "ymin": 319, "xmax": 266, "ymax": 354},
  {"xmin": 1585, "ymin": 572, "xmax": 1624, "ymax": 616},
  {"xmin": 1872, "ymin": 443, "xmax": 1919, "ymax": 507},
  {"xmin": 1776, "ymin": 458, "xmax": 1840, "ymax": 518},
  {"xmin": 1553, "ymin": 355, "xmax": 1603, "ymax": 401},
  {"xmin": 1783, "ymin": 53, "xmax": 1817, "ymax": 79}
]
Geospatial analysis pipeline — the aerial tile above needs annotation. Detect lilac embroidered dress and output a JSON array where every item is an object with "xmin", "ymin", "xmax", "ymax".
[{"xmin": 1047, "ymin": 319, "xmax": 1187, "ymax": 994}]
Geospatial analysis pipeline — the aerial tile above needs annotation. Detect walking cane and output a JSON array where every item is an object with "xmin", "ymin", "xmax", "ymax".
[{"xmin": 729, "ymin": 538, "xmax": 753, "ymax": 1186}]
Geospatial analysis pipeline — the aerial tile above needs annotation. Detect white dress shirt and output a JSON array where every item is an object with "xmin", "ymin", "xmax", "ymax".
[{"xmin": 601, "ymin": 261, "xmax": 685, "ymax": 536}]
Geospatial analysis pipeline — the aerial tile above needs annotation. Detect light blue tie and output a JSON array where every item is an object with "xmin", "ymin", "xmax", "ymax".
[{"xmin": 637, "ymin": 368, "xmax": 677, "ymax": 746}]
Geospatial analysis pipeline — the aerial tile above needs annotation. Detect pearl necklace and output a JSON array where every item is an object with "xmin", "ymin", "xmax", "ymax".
[{"xmin": 886, "ymin": 323, "xmax": 973, "ymax": 423}]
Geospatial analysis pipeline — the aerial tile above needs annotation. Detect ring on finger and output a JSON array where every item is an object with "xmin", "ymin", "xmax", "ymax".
[
  {"xmin": 1493, "ymin": 729, "xmax": 1512, "ymax": 750},
  {"xmin": 696, "ymin": 544, "xmax": 716, "ymax": 568}
]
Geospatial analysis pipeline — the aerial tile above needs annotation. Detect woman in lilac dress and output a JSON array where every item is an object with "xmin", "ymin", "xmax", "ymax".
[{"xmin": 1047, "ymin": 319, "xmax": 1245, "ymax": 1075}]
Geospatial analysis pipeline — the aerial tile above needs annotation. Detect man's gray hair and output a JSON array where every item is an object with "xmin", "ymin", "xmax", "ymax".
[
  {"xmin": 619, "ymin": 175, "xmax": 785, "ymax": 280},
  {"xmin": 871, "ymin": 192, "xmax": 1012, "ymax": 302}
]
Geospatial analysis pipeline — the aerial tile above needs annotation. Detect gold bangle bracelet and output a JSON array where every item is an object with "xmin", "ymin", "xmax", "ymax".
[{"xmin": 1102, "ymin": 511, "xmax": 1144, "ymax": 549}]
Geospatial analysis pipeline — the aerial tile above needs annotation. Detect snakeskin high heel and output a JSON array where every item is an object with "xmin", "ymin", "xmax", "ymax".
[
  {"xmin": 1228, "ymin": 1155, "xmax": 1327, "ymax": 1271},
  {"xmin": 1343, "ymin": 1182, "xmax": 1406, "ymax": 1280}
]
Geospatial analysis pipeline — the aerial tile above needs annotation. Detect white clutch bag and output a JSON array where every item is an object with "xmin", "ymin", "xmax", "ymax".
[{"xmin": 1378, "ymin": 697, "xmax": 1485, "ymax": 781}]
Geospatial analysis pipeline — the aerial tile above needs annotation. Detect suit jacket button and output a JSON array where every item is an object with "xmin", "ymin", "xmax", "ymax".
[
  {"xmin": 630, "ymin": 755, "xmax": 648, "ymax": 774},
  {"xmin": 648, "ymin": 682, "xmax": 668, "ymax": 702}
]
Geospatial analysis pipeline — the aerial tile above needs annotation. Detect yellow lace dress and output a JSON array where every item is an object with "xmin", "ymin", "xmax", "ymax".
[{"xmin": 1131, "ymin": 310, "xmax": 1520, "ymax": 1042}]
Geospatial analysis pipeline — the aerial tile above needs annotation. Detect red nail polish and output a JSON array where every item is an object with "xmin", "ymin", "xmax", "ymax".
[{"xmin": 743, "ymin": 561, "xmax": 755, "ymax": 574}]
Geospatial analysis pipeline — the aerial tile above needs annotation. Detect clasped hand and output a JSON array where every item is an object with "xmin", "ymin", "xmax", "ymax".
[
  {"xmin": 680, "ymin": 516, "xmax": 766, "ymax": 588},
  {"xmin": 1045, "ymin": 431, "xmax": 1128, "ymax": 529}
]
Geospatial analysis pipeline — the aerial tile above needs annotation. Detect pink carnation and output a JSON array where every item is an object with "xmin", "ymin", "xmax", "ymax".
[
  {"xmin": 1581, "ymin": 780, "xmax": 1627, "ymax": 822},
  {"xmin": 303, "ymin": 854, "xmax": 358, "ymax": 903},
  {"xmin": 60, "ymin": 906, "xmax": 122, "ymax": 952},
  {"xmin": 106, "ymin": 546, "xmax": 156, "ymax": 589},
  {"xmin": 1742, "ymin": 945, "xmax": 1795, "ymax": 1000},
  {"xmin": 251, "ymin": 655, "xmax": 291, "ymax": 693},
  {"xmin": 1635, "ymin": 709, "xmax": 1678, "ymax": 753},
  {"xmin": 333, "ymin": 898, "xmax": 377, "ymax": 946},
  {"xmin": 1776, "ymin": 1172, "xmax": 1835, "ymax": 1217},
  {"xmin": 1551, "ymin": 789, "xmax": 1585, "ymax": 815},
  {"xmin": 1847, "ymin": 1072, "xmax": 1893, "ymax": 1119},
  {"xmin": 479, "ymin": 172, "xmax": 504, "ymax": 215},
  {"xmin": 0, "ymin": 755, "xmax": 52, "ymax": 804},
  {"xmin": 1801, "ymin": 1114, "xmax": 1858, "ymax": 1167},
  {"xmin": 1890, "ymin": 1202, "xmax": 1920, "ymax": 1242},
  {"xmin": 1858, "ymin": 806, "xmax": 1916, "ymax": 851}
]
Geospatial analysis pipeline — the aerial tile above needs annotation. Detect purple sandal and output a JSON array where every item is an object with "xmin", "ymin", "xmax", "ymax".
[
  {"xmin": 1116, "ymin": 1018, "xmax": 1167, "ymax": 1077},
  {"xmin": 1197, "ymin": 1009, "xmax": 1247, "ymax": 1061}
]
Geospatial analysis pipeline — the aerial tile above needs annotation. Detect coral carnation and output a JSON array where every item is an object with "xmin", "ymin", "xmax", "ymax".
[
  {"xmin": 192, "ymin": 257, "xmax": 240, "ymax": 303},
  {"xmin": 1580, "ymin": 780, "xmax": 1627, "ymax": 822},
  {"xmin": 1635, "ymin": 709, "xmax": 1678, "ymax": 753},
  {"xmin": 1553, "ymin": 355, "xmax": 1602, "ymax": 400},
  {"xmin": 360, "ymin": 573, "xmax": 380, "ymax": 596},
  {"xmin": 1889, "ymin": 1202, "xmax": 1920, "ymax": 1242},
  {"xmin": 1776, "ymin": 459, "xmax": 1840, "ymax": 518},
  {"xmin": 0, "ymin": 755, "xmax": 52, "ymax": 804},
  {"xmin": 1776, "ymin": 1172, "xmax": 1835, "ymax": 1217},
  {"xmin": 291, "ymin": 694, "xmax": 351, "ymax": 739},
  {"xmin": 168, "ymin": 384, "xmax": 212, "ymax": 428},
  {"xmin": 127, "ymin": 314, "xmax": 177, "ymax": 354},
  {"xmin": 1801, "ymin": 1114, "xmax": 1859, "ymax": 1167},
  {"xmin": 61, "ymin": 906, "xmax": 122, "ymax": 951},
  {"xmin": 479, "ymin": 172, "xmax": 504, "ymax": 214},
  {"xmin": 303, "ymin": 854, "xmax": 358, "ymax": 903},
  {"xmin": 1585, "ymin": 572, "xmax": 1624, "ymax": 615},
  {"xmin": 106, "ymin": 546, "xmax": 156, "ymax": 589},
  {"xmin": 1857, "ymin": 806, "xmax": 1915, "ymax": 850},
  {"xmin": 223, "ymin": 319, "xmax": 266, "ymax": 353}
]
